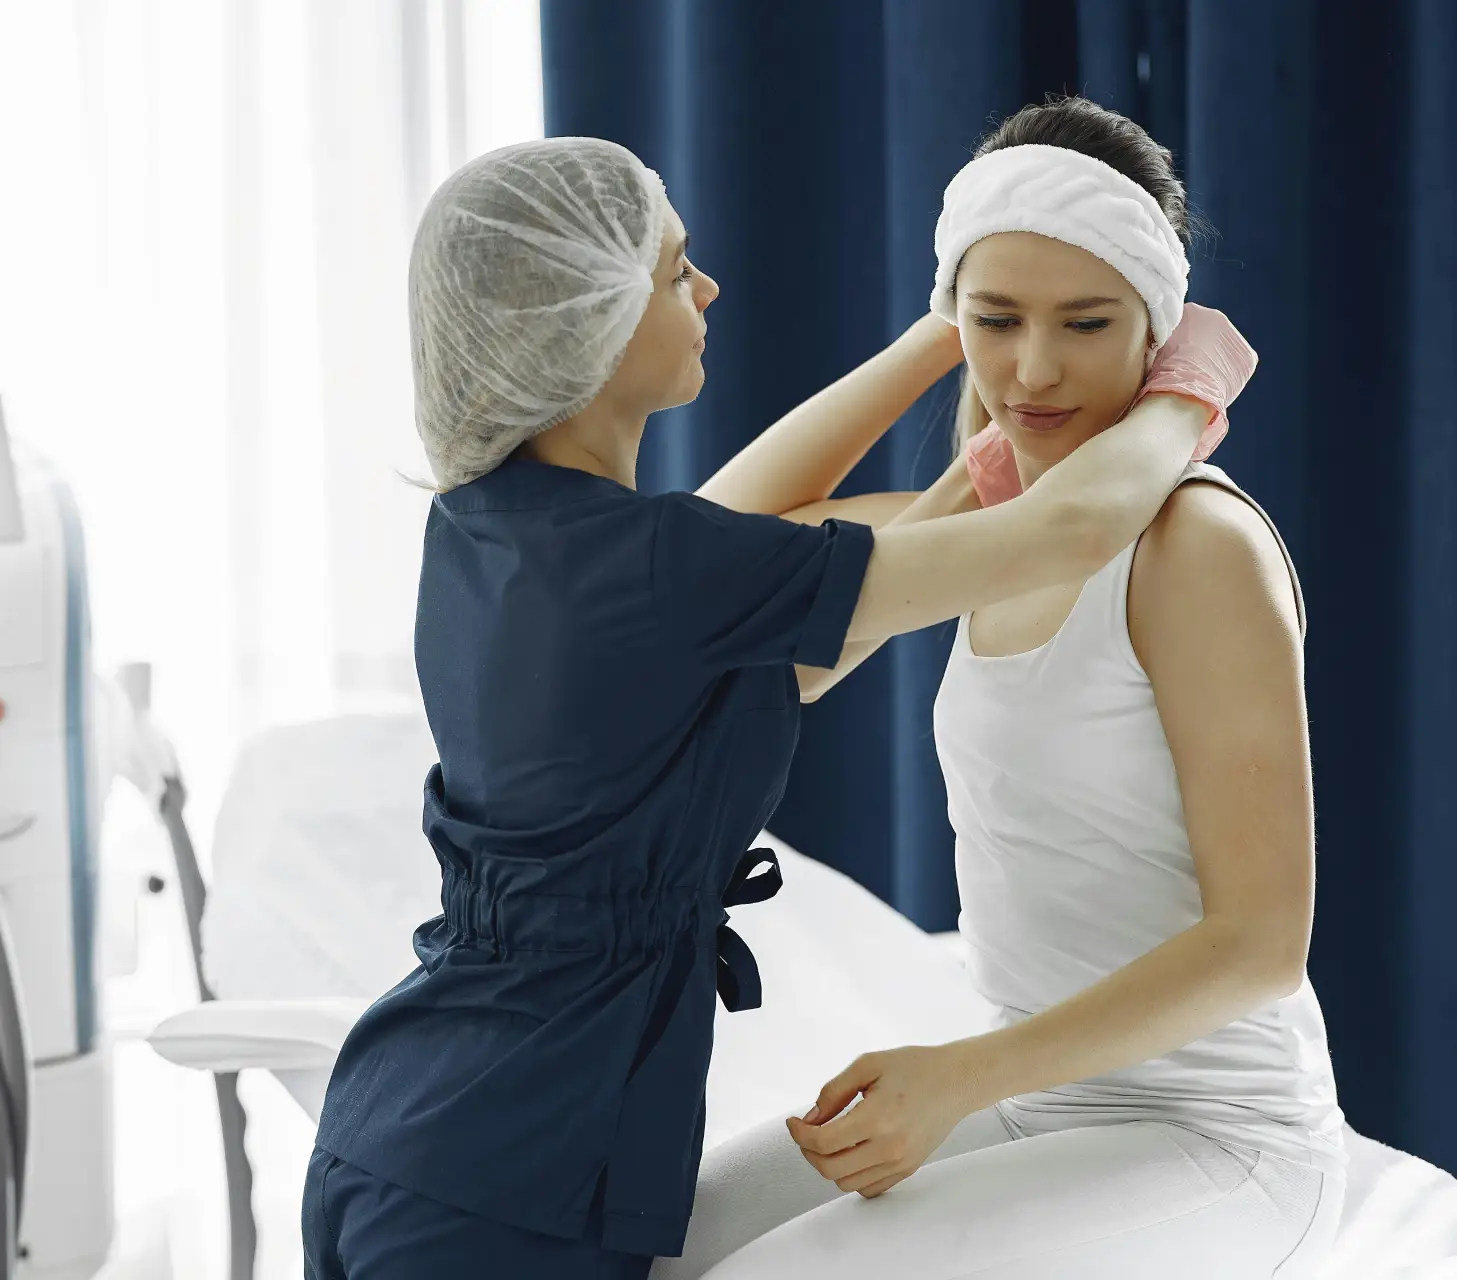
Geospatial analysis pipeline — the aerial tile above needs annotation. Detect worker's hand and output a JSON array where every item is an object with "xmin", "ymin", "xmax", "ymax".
[
  {"xmin": 964, "ymin": 423, "xmax": 1021, "ymax": 508},
  {"xmin": 1132, "ymin": 301, "xmax": 1257, "ymax": 462},
  {"xmin": 907, "ymin": 311, "xmax": 969, "ymax": 377},
  {"xmin": 786, "ymin": 1040, "xmax": 996, "ymax": 1198},
  {"xmin": 931, "ymin": 309, "xmax": 966, "ymax": 354}
]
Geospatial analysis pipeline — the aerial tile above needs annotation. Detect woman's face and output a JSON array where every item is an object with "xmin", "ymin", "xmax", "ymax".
[
  {"xmin": 605, "ymin": 203, "xmax": 719, "ymax": 416},
  {"xmin": 955, "ymin": 232, "xmax": 1151, "ymax": 467}
]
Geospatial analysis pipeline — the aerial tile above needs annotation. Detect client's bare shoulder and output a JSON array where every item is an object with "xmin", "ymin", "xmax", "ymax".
[{"xmin": 1128, "ymin": 481, "xmax": 1302, "ymax": 677}]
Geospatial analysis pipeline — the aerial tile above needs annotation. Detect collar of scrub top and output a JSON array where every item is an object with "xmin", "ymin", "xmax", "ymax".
[{"xmin": 437, "ymin": 455, "xmax": 639, "ymax": 513}]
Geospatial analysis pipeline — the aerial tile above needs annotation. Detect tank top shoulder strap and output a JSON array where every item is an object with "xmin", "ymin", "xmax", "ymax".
[
  {"xmin": 1071, "ymin": 462, "xmax": 1307, "ymax": 668},
  {"xmin": 1171, "ymin": 461, "xmax": 1306, "ymax": 639}
]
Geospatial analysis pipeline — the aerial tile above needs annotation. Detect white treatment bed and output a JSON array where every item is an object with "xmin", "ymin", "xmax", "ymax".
[{"xmin": 149, "ymin": 714, "xmax": 1457, "ymax": 1278}]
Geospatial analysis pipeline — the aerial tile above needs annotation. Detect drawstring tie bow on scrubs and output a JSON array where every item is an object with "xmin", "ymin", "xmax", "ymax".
[{"xmin": 714, "ymin": 846, "xmax": 782, "ymax": 1012}]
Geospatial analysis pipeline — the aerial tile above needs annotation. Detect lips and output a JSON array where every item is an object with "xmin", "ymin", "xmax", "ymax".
[{"xmin": 1008, "ymin": 404, "xmax": 1076, "ymax": 432}]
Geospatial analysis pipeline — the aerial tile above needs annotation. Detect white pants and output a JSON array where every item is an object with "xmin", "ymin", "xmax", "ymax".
[{"xmin": 653, "ymin": 1107, "xmax": 1344, "ymax": 1279}]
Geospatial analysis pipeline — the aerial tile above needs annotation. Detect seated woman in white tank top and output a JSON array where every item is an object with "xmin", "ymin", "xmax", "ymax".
[{"xmin": 652, "ymin": 98, "xmax": 1345, "ymax": 1280}]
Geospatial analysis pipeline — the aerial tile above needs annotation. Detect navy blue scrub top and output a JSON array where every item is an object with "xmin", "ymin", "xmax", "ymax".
[{"xmin": 313, "ymin": 456, "xmax": 874, "ymax": 1258}]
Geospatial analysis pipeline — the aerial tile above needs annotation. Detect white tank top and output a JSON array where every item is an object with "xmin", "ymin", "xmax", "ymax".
[{"xmin": 933, "ymin": 462, "xmax": 1345, "ymax": 1172}]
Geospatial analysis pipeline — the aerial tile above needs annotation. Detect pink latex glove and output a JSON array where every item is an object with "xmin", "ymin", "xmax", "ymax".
[
  {"xmin": 964, "ymin": 423, "xmax": 1022, "ymax": 508},
  {"xmin": 964, "ymin": 302, "xmax": 1258, "ymax": 508}
]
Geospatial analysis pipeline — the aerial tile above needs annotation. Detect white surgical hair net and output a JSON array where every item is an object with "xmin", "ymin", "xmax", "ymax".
[{"xmin": 409, "ymin": 136, "xmax": 668, "ymax": 489}]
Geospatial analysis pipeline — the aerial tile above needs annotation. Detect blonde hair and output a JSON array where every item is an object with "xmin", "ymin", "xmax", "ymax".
[{"xmin": 952, "ymin": 365, "xmax": 990, "ymax": 464}]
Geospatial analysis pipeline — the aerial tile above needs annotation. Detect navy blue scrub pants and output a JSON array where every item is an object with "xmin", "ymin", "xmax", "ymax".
[{"xmin": 302, "ymin": 1148, "xmax": 654, "ymax": 1279}]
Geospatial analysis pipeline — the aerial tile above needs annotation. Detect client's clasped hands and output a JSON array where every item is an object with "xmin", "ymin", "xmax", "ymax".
[{"xmin": 786, "ymin": 1039, "xmax": 1004, "ymax": 1199}]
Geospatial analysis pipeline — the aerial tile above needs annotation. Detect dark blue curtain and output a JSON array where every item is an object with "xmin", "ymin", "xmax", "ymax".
[{"xmin": 541, "ymin": 0, "xmax": 1457, "ymax": 1172}]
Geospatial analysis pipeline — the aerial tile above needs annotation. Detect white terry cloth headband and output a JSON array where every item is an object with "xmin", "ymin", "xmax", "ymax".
[{"xmin": 930, "ymin": 143, "xmax": 1190, "ymax": 346}]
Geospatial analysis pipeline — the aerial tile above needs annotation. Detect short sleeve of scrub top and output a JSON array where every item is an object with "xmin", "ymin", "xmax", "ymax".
[
  {"xmin": 651, "ymin": 491, "xmax": 874, "ymax": 670},
  {"xmin": 311, "ymin": 458, "xmax": 875, "ymax": 1260}
]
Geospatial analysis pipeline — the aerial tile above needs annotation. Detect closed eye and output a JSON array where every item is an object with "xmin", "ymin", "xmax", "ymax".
[{"xmin": 973, "ymin": 315, "xmax": 1112, "ymax": 334}]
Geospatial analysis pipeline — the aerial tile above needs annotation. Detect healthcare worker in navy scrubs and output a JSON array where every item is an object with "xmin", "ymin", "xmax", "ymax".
[{"xmin": 300, "ymin": 137, "xmax": 1212, "ymax": 1279}]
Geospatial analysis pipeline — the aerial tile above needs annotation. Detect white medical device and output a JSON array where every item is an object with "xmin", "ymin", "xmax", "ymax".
[
  {"xmin": 0, "ymin": 403, "xmax": 235, "ymax": 1280},
  {"xmin": 0, "ymin": 398, "xmax": 112, "ymax": 1279}
]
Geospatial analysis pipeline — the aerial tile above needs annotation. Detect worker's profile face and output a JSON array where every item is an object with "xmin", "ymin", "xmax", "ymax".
[
  {"xmin": 604, "ymin": 202, "xmax": 718, "ymax": 415},
  {"xmin": 955, "ymin": 232, "xmax": 1151, "ymax": 470}
]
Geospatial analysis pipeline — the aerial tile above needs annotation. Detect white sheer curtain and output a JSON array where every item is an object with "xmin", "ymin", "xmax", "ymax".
[{"xmin": 0, "ymin": 0, "xmax": 542, "ymax": 849}]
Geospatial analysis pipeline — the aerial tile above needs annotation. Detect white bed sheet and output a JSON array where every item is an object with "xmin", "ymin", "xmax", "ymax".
[{"xmin": 200, "ymin": 716, "xmax": 1457, "ymax": 1277}]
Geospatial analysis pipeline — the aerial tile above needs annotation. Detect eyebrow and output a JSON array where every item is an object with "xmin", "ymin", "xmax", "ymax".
[
  {"xmin": 676, "ymin": 234, "xmax": 690, "ymax": 260},
  {"xmin": 966, "ymin": 290, "xmax": 1126, "ymax": 311}
]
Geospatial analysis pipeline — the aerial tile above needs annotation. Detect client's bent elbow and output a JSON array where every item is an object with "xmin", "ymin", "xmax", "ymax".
[{"xmin": 1267, "ymin": 954, "xmax": 1310, "ymax": 1001}]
